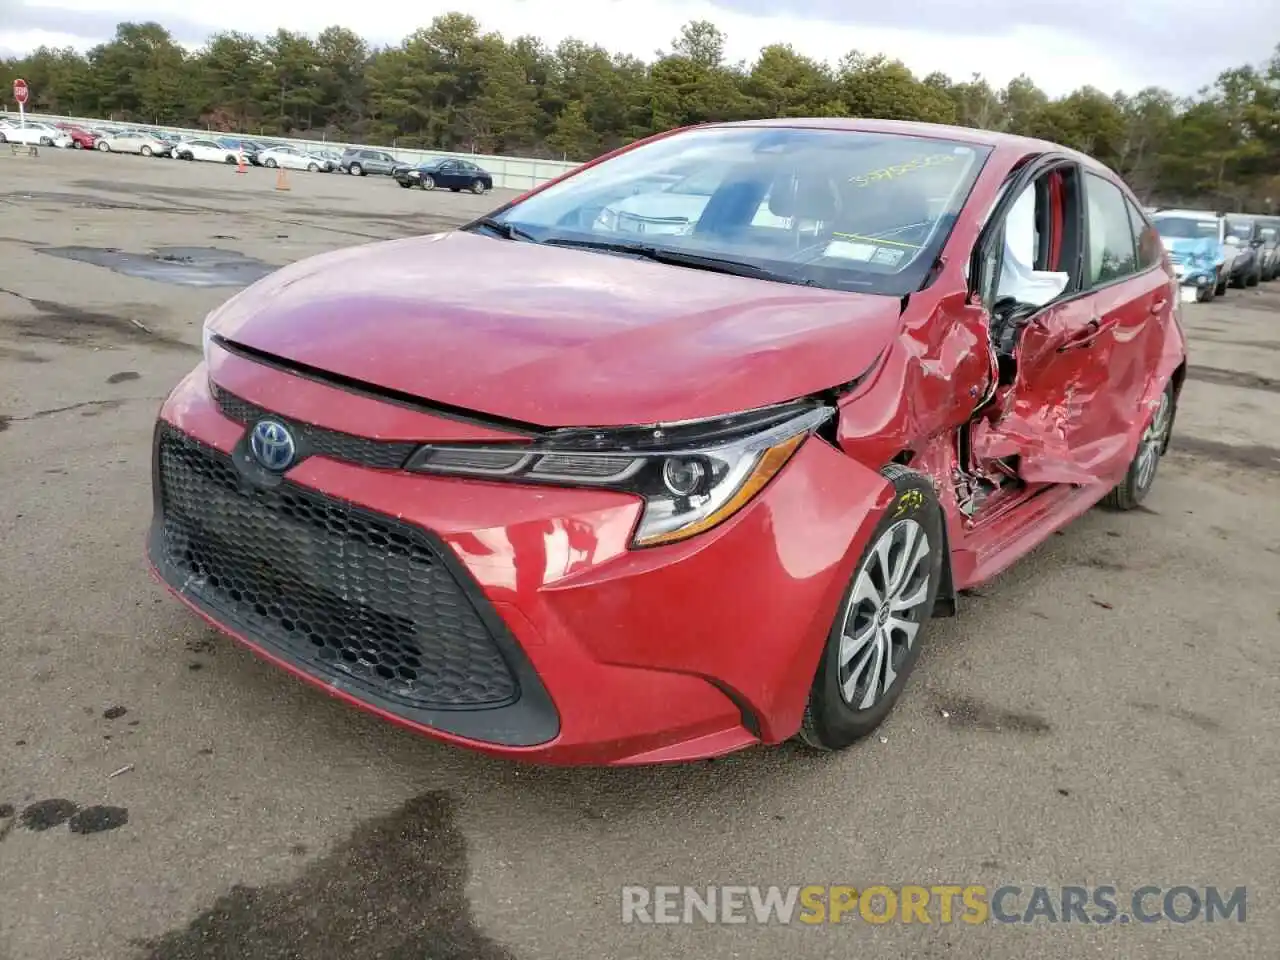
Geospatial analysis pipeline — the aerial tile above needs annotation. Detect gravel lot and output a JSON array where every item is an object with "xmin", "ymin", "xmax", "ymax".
[{"xmin": 1, "ymin": 149, "xmax": 1277, "ymax": 960}]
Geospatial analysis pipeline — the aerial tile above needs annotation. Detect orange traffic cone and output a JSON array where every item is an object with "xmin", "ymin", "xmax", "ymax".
[
  {"xmin": 235, "ymin": 149, "xmax": 247, "ymax": 174},
  {"xmin": 275, "ymin": 166, "xmax": 290, "ymax": 191}
]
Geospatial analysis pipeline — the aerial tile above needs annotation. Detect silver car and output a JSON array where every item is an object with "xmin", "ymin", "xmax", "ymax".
[{"xmin": 96, "ymin": 129, "xmax": 171, "ymax": 157}]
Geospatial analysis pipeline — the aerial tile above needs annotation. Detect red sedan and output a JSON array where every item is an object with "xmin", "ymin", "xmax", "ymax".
[
  {"xmin": 148, "ymin": 119, "xmax": 1186, "ymax": 765},
  {"xmin": 56, "ymin": 123, "xmax": 97, "ymax": 149}
]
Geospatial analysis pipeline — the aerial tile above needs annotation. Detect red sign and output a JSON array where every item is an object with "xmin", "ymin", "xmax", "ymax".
[{"xmin": 13, "ymin": 79, "xmax": 28, "ymax": 105}]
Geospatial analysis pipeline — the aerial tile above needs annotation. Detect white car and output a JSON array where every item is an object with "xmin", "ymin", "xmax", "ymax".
[
  {"xmin": 257, "ymin": 145, "xmax": 332, "ymax": 172},
  {"xmin": 95, "ymin": 129, "xmax": 170, "ymax": 157},
  {"xmin": 0, "ymin": 120, "xmax": 72, "ymax": 148},
  {"xmin": 174, "ymin": 138, "xmax": 240, "ymax": 164}
]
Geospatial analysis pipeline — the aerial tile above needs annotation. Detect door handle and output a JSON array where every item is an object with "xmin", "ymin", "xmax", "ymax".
[
  {"xmin": 1149, "ymin": 298, "xmax": 1167, "ymax": 315},
  {"xmin": 1056, "ymin": 316, "xmax": 1114, "ymax": 352}
]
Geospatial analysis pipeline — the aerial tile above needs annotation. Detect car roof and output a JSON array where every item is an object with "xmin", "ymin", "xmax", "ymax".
[
  {"xmin": 1152, "ymin": 208, "xmax": 1220, "ymax": 219},
  {"xmin": 706, "ymin": 117, "xmax": 1109, "ymax": 171}
]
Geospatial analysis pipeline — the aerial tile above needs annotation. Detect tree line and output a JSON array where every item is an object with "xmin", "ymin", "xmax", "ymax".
[{"xmin": 3, "ymin": 17, "xmax": 1280, "ymax": 211}]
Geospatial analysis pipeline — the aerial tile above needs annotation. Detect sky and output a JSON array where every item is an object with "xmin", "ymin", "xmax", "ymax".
[{"xmin": 1, "ymin": 0, "xmax": 1276, "ymax": 98}]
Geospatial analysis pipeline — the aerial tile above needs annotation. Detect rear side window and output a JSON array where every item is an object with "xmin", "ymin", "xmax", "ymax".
[
  {"xmin": 1084, "ymin": 173, "xmax": 1138, "ymax": 286},
  {"xmin": 1125, "ymin": 199, "xmax": 1162, "ymax": 270}
]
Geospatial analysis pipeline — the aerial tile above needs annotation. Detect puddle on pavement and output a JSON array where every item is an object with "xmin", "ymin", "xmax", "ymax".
[{"xmin": 37, "ymin": 246, "xmax": 277, "ymax": 287}]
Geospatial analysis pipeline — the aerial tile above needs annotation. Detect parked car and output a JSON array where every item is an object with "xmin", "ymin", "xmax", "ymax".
[
  {"xmin": 1223, "ymin": 215, "xmax": 1264, "ymax": 287},
  {"xmin": 150, "ymin": 119, "xmax": 1187, "ymax": 765},
  {"xmin": 174, "ymin": 138, "xmax": 241, "ymax": 164},
  {"xmin": 96, "ymin": 129, "xmax": 171, "ymax": 157},
  {"xmin": 215, "ymin": 138, "xmax": 264, "ymax": 165},
  {"xmin": 55, "ymin": 123, "xmax": 98, "ymax": 149},
  {"xmin": 1150, "ymin": 209, "xmax": 1232, "ymax": 302},
  {"xmin": 393, "ymin": 157, "xmax": 495, "ymax": 193},
  {"xmin": 257, "ymin": 144, "xmax": 333, "ymax": 172},
  {"xmin": 0, "ymin": 119, "xmax": 72, "ymax": 148},
  {"xmin": 339, "ymin": 147, "xmax": 399, "ymax": 176},
  {"xmin": 1253, "ymin": 215, "xmax": 1280, "ymax": 280}
]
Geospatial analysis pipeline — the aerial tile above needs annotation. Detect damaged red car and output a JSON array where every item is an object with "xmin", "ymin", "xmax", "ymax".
[{"xmin": 148, "ymin": 118, "xmax": 1187, "ymax": 765}]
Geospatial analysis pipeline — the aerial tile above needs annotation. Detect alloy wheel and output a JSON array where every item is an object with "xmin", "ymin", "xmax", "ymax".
[
  {"xmin": 837, "ymin": 518, "xmax": 932, "ymax": 711},
  {"xmin": 1135, "ymin": 390, "xmax": 1172, "ymax": 492}
]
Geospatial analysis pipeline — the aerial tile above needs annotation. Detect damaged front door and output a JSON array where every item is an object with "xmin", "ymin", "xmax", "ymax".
[{"xmin": 969, "ymin": 159, "xmax": 1158, "ymax": 488}]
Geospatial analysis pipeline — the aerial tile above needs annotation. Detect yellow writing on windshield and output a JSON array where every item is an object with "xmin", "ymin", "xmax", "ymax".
[{"xmin": 851, "ymin": 153, "xmax": 957, "ymax": 188}]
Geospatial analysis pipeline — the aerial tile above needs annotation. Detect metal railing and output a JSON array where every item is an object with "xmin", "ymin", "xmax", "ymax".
[{"xmin": 1, "ymin": 110, "xmax": 581, "ymax": 191}]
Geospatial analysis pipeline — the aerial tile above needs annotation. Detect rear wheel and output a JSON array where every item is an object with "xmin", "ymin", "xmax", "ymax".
[
  {"xmin": 1195, "ymin": 282, "xmax": 1215, "ymax": 303},
  {"xmin": 1101, "ymin": 381, "xmax": 1175, "ymax": 511},
  {"xmin": 72, "ymin": 140, "xmax": 83, "ymax": 149},
  {"xmin": 264, "ymin": 158, "xmax": 277, "ymax": 168},
  {"xmin": 307, "ymin": 162, "xmax": 318, "ymax": 172},
  {"xmin": 798, "ymin": 465, "xmax": 944, "ymax": 751},
  {"xmin": 96, "ymin": 140, "xmax": 110, "ymax": 152},
  {"xmin": 420, "ymin": 175, "xmax": 436, "ymax": 191},
  {"xmin": 349, "ymin": 163, "xmax": 364, "ymax": 176},
  {"xmin": 140, "ymin": 145, "xmax": 152, "ymax": 156},
  {"xmin": 471, "ymin": 178, "xmax": 487, "ymax": 195}
]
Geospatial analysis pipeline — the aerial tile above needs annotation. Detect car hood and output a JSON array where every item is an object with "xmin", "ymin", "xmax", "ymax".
[{"xmin": 207, "ymin": 231, "xmax": 905, "ymax": 428}]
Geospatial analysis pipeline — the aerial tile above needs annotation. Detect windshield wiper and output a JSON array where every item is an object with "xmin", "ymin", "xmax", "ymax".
[
  {"xmin": 540, "ymin": 238, "xmax": 818, "ymax": 286},
  {"xmin": 471, "ymin": 217, "xmax": 538, "ymax": 243}
]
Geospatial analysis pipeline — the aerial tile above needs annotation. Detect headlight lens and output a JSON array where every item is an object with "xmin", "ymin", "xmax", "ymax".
[
  {"xmin": 201, "ymin": 321, "xmax": 215, "ymax": 364},
  {"xmin": 405, "ymin": 403, "xmax": 834, "ymax": 547}
]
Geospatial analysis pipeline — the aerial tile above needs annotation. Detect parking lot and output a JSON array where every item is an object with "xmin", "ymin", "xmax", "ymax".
[{"xmin": 1, "ymin": 148, "xmax": 1277, "ymax": 960}]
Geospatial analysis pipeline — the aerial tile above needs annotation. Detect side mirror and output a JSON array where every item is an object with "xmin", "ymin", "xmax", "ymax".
[{"xmin": 1251, "ymin": 237, "xmax": 1264, "ymax": 248}]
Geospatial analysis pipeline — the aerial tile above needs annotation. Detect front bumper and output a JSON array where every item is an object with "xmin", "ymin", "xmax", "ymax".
[{"xmin": 147, "ymin": 360, "xmax": 890, "ymax": 765}]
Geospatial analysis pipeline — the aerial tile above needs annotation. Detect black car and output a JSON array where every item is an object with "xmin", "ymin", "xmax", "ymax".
[
  {"xmin": 1224, "ymin": 216, "xmax": 1264, "ymax": 288},
  {"xmin": 393, "ymin": 157, "xmax": 494, "ymax": 194}
]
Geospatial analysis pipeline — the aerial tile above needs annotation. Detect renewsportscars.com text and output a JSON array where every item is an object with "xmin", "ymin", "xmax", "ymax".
[{"xmin": 621, "ymin": 884, "xmax": 1247, "ymax": 925}]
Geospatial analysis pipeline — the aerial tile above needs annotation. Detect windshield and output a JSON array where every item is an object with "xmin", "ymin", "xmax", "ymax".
[
  {"xmin": 481, "ymin": 126, "xmax": 991, "ymax": 295},
  {"xmin": 1153, "ymin": 217, "xmax": 1219, "ymax": 240},
  {"xmin": 1226, "ymin": 219, "xmax": 1253, "ymax": 239}
]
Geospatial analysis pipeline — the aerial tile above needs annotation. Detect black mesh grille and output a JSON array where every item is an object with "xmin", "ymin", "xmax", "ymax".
[
  {"xmin": 154, "ymin": 425, "xmax": 519, "ymax": 709},
  {"xmin": 211, "ymin": 382, "xmax": 418, "ymax": 470}
]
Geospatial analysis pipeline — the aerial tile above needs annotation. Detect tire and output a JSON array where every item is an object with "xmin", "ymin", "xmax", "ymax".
[
  {"xmin": 1101, "ymin": 381, "xmax": 1175, "ymax": 511},
  {"xmin": 72, "ymin": 140, "xmax": 83, "ymax": 150},
  {"xmin": 1215, "ymin": 270, "xmax": 1228, "ymax": 297},
  {"xmin": 1195, "ymin": 283, "xmax": 1214, "ymax": 303},
  {"xmin": 1230, "ymin": 268, "xmax": 1247, "ymax": 289},
  {"xmin": 1247, "ymin": 268, "xmax": 1260, "ymax": 288},
  {"xmin": 349, "ymin": 163, "xmax": 363, "ymax": 176},
  {"xmin": 264, "ymin": 158, "xmax": 277, "ymax": 168},
  {"xmin": 140, "ymin": 145, "xmax": 152, "ymax": 156},
  {"xmin": 39, "ymin": 136, "xmax": 52, "ymax": 146},
  {"xmin": 97, "ymin": 140, "xmax": 110, "ymax": 152},
  {"xmin": 470, "ymin": 178, "xmax": 487, "ymax": 195},
  {"xmin": 0, "ymin": 133, "xmax": 7, "ymax": 143},
  {"xmin": 798, "ymin": 465, "xmax": 945, "ymax": 751},
  {"xmin": 307, "ymin": 162, "xmax": 318, "ymax": 172},
  {"xmin": 420, "ymin": 175, "xmax": 435, "ymax": 191}
]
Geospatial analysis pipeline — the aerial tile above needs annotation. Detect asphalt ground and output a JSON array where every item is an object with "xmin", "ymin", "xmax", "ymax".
[{"xmin": 1, "ymin": 148, "xmax": 1277, "ymax": 960}]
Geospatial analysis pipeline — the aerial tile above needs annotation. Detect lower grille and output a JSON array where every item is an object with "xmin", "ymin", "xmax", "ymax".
[{"xmin": 153, "ymin": 425, "xmax": 519, "ymax": 710}]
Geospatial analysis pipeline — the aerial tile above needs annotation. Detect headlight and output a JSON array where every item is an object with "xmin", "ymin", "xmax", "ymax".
[
  {"xmin": 201, "ymin": 321, "xmax": 215, "ymax": 364},
  {"xmin": 596, "ymin": 208, "xmax": 619, "ymax": 231},
  {"xmin": 404, "ymin": 403, "xmax": 834, "ymax": 547}
]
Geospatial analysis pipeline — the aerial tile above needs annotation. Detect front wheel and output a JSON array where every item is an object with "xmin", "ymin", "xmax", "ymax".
[
  {"xmin": 420, "ymin": 175, "xmax": 435, "ymax": 191},
  {"xmin": 349, "ymin": 163, "xmax": 364, "ymax": 176},
  {"xmin": 307, "ymin": 162, "xmax": 318, "ymax": 172},
  {"xmin": 470, "ymin": 178, "xmax": 487, "ymax": 195},
  {"xmin": 1101, "ymin": 381, "xmax": 1175, "ymax": 511},
  {"xmin": 264, "ymin": 158, "xmax": 277, "ymax": 168},
  {"xmin": 97, "ymin": 140, "xmax": 110, "ymax": 152},
  {"xmin": 39, "ymin": 136, "xmax": 53, "ymax": 146},
  {"xmin": 140, "ymin": 145, "xmax": 152, "ymax": 156},
  {"xmin": 798, "ymin": 465, "xmax": 944, "ymax": 751},
  {"xmin": 1195, "ymin": 282, "xmax": 1214, "ymax": 303},
  {"xmin": 72, "ymin": 140, "xmax": 83, "ymax": 149}
]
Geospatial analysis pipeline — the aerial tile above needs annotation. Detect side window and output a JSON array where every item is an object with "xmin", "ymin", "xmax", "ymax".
[
  {"xmin": 1125, "ymin": 198, "xmax": 1162, "ymax": 270},
  {"xmin": 987, "ymin": 167, "xmax": 1075, "ymax": 310},
  {"xmin": 1084, "ymin": 174, "xmax": 1138, "ymax": 285}
]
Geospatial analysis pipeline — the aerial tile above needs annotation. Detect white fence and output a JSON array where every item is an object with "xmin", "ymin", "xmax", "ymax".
[{"xmin": 1, "ymin": 110, "xmax": 581, "ymax": 191}]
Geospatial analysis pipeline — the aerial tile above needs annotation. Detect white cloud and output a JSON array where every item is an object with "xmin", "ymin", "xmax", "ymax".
[{"xmin": 0, "ymin": 0, "xmax": 1260, "ymax": 96}]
